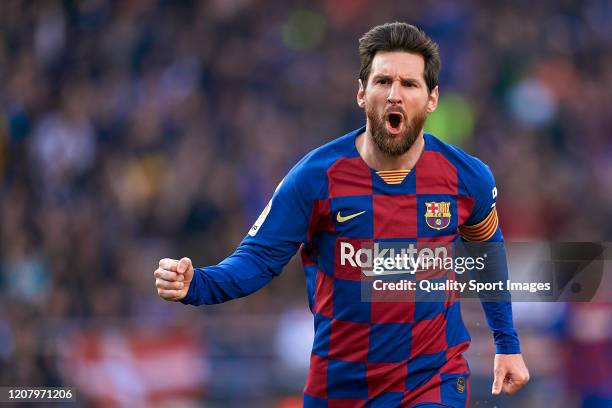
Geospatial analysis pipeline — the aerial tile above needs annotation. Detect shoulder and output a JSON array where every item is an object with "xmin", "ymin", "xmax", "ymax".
[
  {"xmin": 285, "ymin": 126, "xmax": 365, "ymax": 200},
  {"xmin": 424, "ymin": 134, "xmax": 496, "ymax": 196},
  {"xmin": 294, "ymin": 126, "xmax": 364, "ymax": 173},
  {"xmin": 426, "ymin": 134, "xmax": 500, "ymax": 233}
]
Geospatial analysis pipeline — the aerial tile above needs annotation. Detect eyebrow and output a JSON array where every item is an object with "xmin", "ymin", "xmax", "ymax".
[{"xmin": 371, "ymin": 74, "xmax": 420, "ymax": 84}]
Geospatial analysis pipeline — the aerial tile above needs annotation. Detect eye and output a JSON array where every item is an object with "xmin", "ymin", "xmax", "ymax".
[{"xmin": 377, "ymin": 78, "xmax": 390, "ymax": 85}]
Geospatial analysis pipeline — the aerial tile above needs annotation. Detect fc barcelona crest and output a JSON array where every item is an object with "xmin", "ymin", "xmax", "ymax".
[{"xmin": 425, "ymin": 201, "xmax": 451, "ymax": 230}]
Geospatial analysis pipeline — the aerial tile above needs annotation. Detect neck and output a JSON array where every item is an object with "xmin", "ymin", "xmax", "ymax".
[{"xmin": 356, "ymin": 124, "xmax": 425, "ymax": 171}]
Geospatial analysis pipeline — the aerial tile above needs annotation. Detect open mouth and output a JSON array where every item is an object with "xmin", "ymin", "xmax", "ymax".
[{"xmin": 385, "ymin": 112, "xmax": 404, "ymax": 134}]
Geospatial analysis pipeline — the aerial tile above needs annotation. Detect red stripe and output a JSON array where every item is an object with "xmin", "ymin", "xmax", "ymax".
[
  {"xmin": 313, "ymin": 270, "xmax": 334, "ymax": 317},
  {"xmin": 305, "ymin": 354, "xmax": 328, "ymax": 398},
  {"xmin": 373, "ymin": 194, "xmax": 417, "ymax": 238},
  {"xmin": 328, "ymin": 157, "xmax": 372, "ymax": 198},
  {"xmin": 416, "ymin": 151, "xmax": 458, "ymax": 195},
  {"xmin": 306, "ymin": 199, "xmax": 334, "ymax": 241},
  {"xmin": 456, "ymin": 196, "xmax": 474, "ymax": 227}
]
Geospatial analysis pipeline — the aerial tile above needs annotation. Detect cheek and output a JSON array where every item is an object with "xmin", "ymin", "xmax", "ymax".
[
  {"xmin": 406, "ymin": 95, "xmax": 431, "ymax": 113},
  {"xmin": 365, "ymin": 92, "xmax": 387, "ymax": 109},
  {"xmin": 405, "ymin": 90, "xmax": 429, "ymax": 104}
]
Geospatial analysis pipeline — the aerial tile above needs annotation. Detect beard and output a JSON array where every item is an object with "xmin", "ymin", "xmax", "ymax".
[{"xmin": 366, "ymin": 104, "xmax": 428, "ymax": 157}]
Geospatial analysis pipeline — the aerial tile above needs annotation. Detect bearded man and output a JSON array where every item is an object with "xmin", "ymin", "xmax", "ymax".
[{"xmin": 154, "ymin": 22, "xmax": 529, "ymax": 407}]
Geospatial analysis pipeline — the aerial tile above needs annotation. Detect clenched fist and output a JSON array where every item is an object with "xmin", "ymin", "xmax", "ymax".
[{"xmin": 154, "ymin": 257, "xmax": 193, "ymax": 301}]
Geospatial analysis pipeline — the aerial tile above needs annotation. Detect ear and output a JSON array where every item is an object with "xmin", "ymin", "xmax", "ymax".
[
  {"xmin": 357, "ymin": 79, "xmax": 366, "ymax": 108},
  {"xmin": 426, "ymin": 85, "xmax": 439, "ymax": 113}
]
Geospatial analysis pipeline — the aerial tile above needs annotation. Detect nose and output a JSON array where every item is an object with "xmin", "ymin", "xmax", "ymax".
[{"xmin": 387, "ymin": 81, "xmax": 402, "ymax": 105}]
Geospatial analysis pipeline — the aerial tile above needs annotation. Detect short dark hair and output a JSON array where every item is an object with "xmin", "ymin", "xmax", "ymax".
[{"xmin": 358, "ymin": 22, "xmax": 441, "ymax": 93}]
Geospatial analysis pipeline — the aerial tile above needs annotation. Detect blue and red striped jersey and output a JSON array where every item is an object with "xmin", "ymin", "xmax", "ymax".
[{"xmin": 182, "ymin": 126, "xmax": 520, "ymax": 406}]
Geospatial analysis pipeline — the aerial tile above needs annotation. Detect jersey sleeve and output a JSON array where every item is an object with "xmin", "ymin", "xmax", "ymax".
[
  {"xmin": 181, "ymin": 160, "xmax": 314, "ymax": 306},
  {"xmin": 458, "ymin": 162, "xmax": 500, "ymax": 242},
  {"xmin": 459, "ymin": 160, "xmax": 521, "ymax": 354}
]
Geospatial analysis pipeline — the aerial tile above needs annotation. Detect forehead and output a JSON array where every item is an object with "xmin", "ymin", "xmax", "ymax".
[{"xmin": 369, "ymin": 51, "xmax": 425, "ymax": 82}]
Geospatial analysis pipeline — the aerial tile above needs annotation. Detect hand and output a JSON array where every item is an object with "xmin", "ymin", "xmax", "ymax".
[
  {"xmin": 492, "ymin": 353, "xmax": 530, "ymax": 396},
  {"xmin": 154, "ymin": 257, "xmax": 194, "ymax": 301}
]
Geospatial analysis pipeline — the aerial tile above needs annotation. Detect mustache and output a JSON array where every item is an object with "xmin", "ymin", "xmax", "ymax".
[{"xmin": 384, "ymin": 106, "xmax": 407, "ymax": 116}]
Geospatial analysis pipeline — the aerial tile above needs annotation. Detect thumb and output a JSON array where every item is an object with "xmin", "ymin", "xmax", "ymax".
[
  {"xmin": 177, "ymin": 257, "xmax": 192, "ymax": 275},
  {"xmin": 492, "ymin": 371, "xmax": 504, "ymax": 395}
]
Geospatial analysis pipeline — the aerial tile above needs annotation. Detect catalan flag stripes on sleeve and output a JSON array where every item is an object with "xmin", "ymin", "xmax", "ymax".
[{"xmin": 459, "ymin": 206, "xmax": 499, "ymax": 241}]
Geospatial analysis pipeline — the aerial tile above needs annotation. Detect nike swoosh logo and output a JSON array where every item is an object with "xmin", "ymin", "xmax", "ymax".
[{"xmin": 336, "ymin": 210, "xmax": 366, "ymax": 223}]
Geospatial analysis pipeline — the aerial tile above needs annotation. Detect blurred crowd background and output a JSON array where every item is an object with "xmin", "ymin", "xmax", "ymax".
[{"xmin": 1, "ymin": 0, "xmax": 611, "ymax": 407}]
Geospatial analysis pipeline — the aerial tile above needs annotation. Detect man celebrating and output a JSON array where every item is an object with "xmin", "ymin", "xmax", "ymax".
[{"xmin": 154, "ymin": 22, "xmax": 529, "ymax": 407}]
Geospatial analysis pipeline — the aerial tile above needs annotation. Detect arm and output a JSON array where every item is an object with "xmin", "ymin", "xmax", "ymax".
[
  {"xmin": 458, "ymin": 162, "xmax": 529, "ymax": 395},
  {"xmin": 155, "ymin": 161, "xmax": 313, "ymax": 305}
]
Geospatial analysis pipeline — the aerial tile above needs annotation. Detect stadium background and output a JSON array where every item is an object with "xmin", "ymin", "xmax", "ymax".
[{"xmin": 1, "ymin": 0, "xmax": 611, "ymax": 407}]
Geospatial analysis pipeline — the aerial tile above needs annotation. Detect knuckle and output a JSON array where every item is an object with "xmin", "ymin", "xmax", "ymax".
[{"xmin": 157, "ymin": 279, "xmax": 171, "ymax": 289}]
